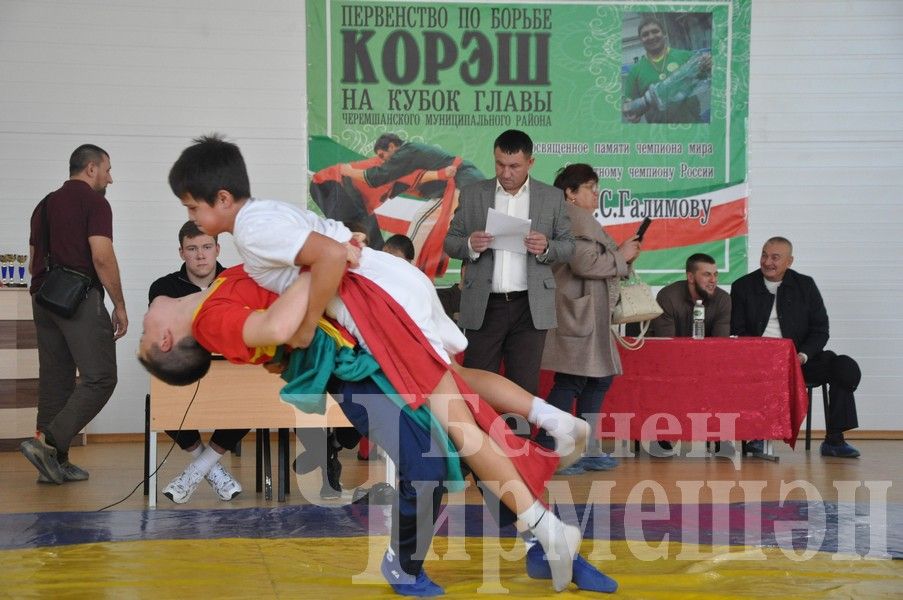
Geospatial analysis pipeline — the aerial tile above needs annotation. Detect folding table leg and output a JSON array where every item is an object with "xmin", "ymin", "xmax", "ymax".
[
  {"xmin": 743, "ymin": 440, "xmax": 780, "ymax": 462},
  {"xmin": 278, "ymin": 428, "xmax": 289, "ymax": 502},
  {"xmin": 262, "ymin": 429, "xmax": 273, "ymax": 501},
  {"xmin": 148, "ymin": 431, "xmax": 157, "ymax": 508},
  {"xmin": 256, "ymin": 428, "xmax": 264, "ymax": 493},
  {"xmin": 144, "ymin": 394, "xmax": 150, "ymax": 496},
  {"xmin": 762, "ymin": 440, "xmax": 779, "ymax": 461}
]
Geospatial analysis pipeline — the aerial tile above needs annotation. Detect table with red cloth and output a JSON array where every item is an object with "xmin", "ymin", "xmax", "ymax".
[{"xmin": 538, "ymin": 337, "xmax": 808, "ymax": 448}]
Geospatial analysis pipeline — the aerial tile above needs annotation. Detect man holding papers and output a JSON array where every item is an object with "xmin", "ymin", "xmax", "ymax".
[{"xmin": 444, "ymin": 130, "xmax": 575, "ymax": 396}]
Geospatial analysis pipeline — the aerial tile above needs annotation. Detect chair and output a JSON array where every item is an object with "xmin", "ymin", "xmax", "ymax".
[{"xmin": 804, "ymin": 383, "xmax": 829, "ymax": 451}]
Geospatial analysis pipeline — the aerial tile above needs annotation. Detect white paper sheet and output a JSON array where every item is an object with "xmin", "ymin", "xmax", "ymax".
[{"xmin": 485, "ymin": 207, "xmax": 531, "ymax": 254}]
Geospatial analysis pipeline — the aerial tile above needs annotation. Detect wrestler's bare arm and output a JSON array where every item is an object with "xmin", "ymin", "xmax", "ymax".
[
  {"xmin": 241, "ymin": 272, "xmax": 312, "ymax": 348},
  {"xmin": 291, "ymin": 232, "xmax": 348, "ymax": 348}
]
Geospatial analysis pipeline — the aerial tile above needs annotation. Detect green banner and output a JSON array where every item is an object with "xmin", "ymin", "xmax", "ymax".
[{"xmin": 307, "ymin": 0, "xmax": 750, "ymax": 285}]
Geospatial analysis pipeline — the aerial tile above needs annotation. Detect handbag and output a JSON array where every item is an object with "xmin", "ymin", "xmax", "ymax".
[
  {"xmin": 611, "ymin": 268, "xmax": 662, "ymax": 350},
  {"xmin": 36, "ymin": 266, "xmax": 92, "ymax": 318},
  {"xmin": 34, "ymin": 197, "xmax": 92, "ymax": 318}
]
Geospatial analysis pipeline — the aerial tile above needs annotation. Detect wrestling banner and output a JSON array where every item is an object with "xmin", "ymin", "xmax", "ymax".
[{"xmin": 306, "ymin": 0, "xmax": 750, "ymax": 284}]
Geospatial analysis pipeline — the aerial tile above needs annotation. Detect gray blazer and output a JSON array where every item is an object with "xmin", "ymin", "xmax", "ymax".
[{"xmin": 444, "ymin": 177, "xmax": 575, "ymax": 330}]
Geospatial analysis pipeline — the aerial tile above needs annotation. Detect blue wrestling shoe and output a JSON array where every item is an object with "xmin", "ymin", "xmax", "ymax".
[
  {"xmin": 820, "ymin": 441, "xmax": 860, "ymax": 458},
  {"xmin": 556, "ymin": 462, "xmax": 586, "ymax": 476},
  {"xmin": 381, "ymin": 549, "xmax": 444, "ymax": 597},
  {"xmin": 743, "ymin": 439, "xmax": 765, "ymax": 455},
  {"xmin": 581, "ymin": 455, "xmax": 619, "ymax": 471},
  {"xmin": 526, "ymin": 544, "xmax": 618, "ymax": 593}
]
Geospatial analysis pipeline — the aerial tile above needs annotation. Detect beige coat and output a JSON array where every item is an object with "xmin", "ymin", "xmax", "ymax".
[{"xmin": 541, "ymin": 204, "xmax": 628, "ymax": 377}]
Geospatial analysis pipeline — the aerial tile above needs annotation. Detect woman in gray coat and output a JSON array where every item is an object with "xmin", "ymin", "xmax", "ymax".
[{"xmin": 541, "ymin": 164, "xmax": 641, "ymax": 474}]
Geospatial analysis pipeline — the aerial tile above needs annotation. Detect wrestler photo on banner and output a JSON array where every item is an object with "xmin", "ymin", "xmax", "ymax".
[{"xmin": 309, "ymin": 133, "xmax": 484, "ymax": 278}]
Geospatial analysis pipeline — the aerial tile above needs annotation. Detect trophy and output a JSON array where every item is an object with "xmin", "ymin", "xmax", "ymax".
[
  {"xmin": 0, "ymin": 254, "xmax": 10, "ymax": 285},
  {"xmin": 16, "ymin": 254, "xmax": 28, "ymax": 287}
]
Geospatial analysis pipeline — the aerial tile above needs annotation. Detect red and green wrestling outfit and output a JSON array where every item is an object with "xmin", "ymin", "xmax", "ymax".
[
  {"xmin": 192, "ymin": 265, "xmax": 463, "ymax": 578},
  {"xmin": 192, "ymin": 265, "xmax": 557, "ymax": 500}
]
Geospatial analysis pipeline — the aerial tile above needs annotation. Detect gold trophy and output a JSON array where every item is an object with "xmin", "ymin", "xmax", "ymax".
[
  {"xmin": 15, "ymin": 254, "xmax": 28, "ymax": 287},
  {"xmin": 0, "ymin": 254, "xmax": 11, "ymax": 286}
]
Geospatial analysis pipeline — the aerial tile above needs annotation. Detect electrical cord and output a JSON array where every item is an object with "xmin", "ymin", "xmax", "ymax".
[{"xmin": 97, "ymin": 380, "xmax": 200, "ymax": 511}]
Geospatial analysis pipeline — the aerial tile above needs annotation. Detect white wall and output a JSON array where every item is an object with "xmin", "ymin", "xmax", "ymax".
[
  {"xmin": 748, "ymin": 0, "xmax": 903, "ymax": 430},
  {"xmin": 0, "ymin": 0, "xmax": 899, "ymax": 434},
  {"xmin": 0, "ymin": 0, "xmax": 309, "ymax": 434}
]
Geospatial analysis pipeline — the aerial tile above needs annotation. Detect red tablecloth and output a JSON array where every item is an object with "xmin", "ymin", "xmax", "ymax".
[{"xmin": 539, "ymin": 337, "xmax": 808, "ymax": 447}]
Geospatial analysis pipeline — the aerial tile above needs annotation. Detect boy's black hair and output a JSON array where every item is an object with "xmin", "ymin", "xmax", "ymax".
[
  {"xmin": 383, "ymin": 234, "xmax": 415, "ymax": 261},
  {"xmin": 493, "ymin": 130, "xmax": 533, "ymax": 156},
  {"xmin": 138, "ymin": 336, "xmax": 212, "ymax": 386},
  {"xmin": 168, "ymin": 134, "xmax": 251, "ymax": 205}
]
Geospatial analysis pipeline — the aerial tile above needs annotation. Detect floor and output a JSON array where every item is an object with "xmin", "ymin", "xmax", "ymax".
[{"xmin": 1, "ymin": 438, "xmax": 901, "ymax": 598}]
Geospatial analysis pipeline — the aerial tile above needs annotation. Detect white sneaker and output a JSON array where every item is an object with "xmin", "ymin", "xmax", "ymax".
[
  {"xmin": 163, "ymin": 466, "xmax": 205, "ymax": 504},
  {"xmin": 206, "ymin": 462, "xmax": 242, "ymax": 501}
]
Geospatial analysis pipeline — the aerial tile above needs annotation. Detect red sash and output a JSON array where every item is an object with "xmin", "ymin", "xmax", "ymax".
[{"xmin": 338, "ymin": 272, "xmax": 557, "ymax": 499}]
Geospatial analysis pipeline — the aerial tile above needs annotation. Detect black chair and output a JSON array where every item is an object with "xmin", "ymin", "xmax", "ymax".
[{"xmin": 804, "ymin": 383, "xmax": 829, "ymax": 451}]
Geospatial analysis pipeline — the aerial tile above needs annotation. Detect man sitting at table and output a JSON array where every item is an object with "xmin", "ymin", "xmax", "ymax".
[
  {"xmin": 731, "ymin": 236, "xmax": 861, "ymax": 458},
  {"xmin": 652, "ymin": 253, "xmax": 731, "ymax": 338},
  {"xmin": 649, "ymin": 252, "xmax": 731, "ymax": 454}
]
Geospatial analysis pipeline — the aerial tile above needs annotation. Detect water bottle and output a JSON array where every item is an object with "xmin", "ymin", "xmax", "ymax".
[{"xmin": 692, "ymin": 299, "xmax": 705, "ymax": 340}]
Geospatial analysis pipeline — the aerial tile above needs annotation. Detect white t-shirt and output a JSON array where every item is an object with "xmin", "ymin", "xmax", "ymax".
[
  {"xmin": 233, "ymin": 198, "xmax": 466, "ymax": 362},
  {"xmin": 762, "ymin": 278, "xmax": 783, "ymax": 338}
]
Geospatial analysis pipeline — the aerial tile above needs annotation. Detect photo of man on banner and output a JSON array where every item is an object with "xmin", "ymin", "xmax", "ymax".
[{"xmin": 622, "ymin": 12, "xmax": 713, "ymax": 124}]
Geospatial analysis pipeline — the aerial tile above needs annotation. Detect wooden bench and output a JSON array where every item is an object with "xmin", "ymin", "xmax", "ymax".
[{"xmin": 145, "ymin": 358, "xmax": 394, "ymax": 507}]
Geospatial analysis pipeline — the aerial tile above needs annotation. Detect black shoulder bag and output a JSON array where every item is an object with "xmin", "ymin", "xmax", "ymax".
[{"xmin": 34, "ymin": 197, "xmax": 93, "ymax": 318}]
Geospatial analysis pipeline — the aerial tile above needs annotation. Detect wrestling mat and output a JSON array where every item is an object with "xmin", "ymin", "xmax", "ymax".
[{"xmin": 2, "ymin": 502, "xmax": 901, "ymax": 598}]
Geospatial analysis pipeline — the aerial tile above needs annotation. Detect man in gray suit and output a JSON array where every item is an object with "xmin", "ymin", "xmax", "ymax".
[{"xmin": 444, "ymin": 130, "xmax": 575, "ymax": 395}]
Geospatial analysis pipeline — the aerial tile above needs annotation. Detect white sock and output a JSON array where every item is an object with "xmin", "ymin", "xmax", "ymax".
[
  {"xmin": 518, "ymin": 501, "xmax": 580, "ymax": 592},
  {"xmin": 528, "ymin": 397, "xmax": 556, "ymax": 425},
  {"xmin": 190, "ymin": 446, "xmax": 222, "ymax": 476},
  {"xmin": 528, "ymin": 397, "xmax": 579, "ymax": 431},
  {"xmin": 517, "ymin": 500, "xmax": 547, "ymax": 529},
  {"xmin": 528, "ymin": 397, "xmax": 587, "ymax": 457},
  {"xmin": 187, "ymin": 444, "xmax": 205, "ymax": 460}
]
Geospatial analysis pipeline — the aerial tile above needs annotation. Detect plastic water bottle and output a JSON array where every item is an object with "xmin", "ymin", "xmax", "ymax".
[{"xmin": 692, "ymin": 299, "xmax": 705, "ymax": 339}]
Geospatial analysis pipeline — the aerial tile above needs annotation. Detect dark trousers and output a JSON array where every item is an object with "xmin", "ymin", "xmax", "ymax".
[
  {"xmin": 535, "ymin": 373, "xmax": 614, "ymax": 451},
  {"xmin": 330, "ymin": 377, "xmax": 517, "ymax": 575},
  {"xmin": 165, "ymin": 429, "xmax": 249, "ymax": 452},
  {"xmin": 32, "ymin": 289, "xmax": 117, "ymax": 458},
  {"xmin": 330, "ymin": 378, "xmax": 448, "ymax": 577},
  {"xmin": 463, "ymin": 294, "xmax": 546, "ymax": 395},
  {"xmin": 802, "ymin": 350, "xmax": 860, "ymax": 438}
]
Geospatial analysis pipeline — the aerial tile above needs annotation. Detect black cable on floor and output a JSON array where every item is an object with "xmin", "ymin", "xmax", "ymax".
[{"xmin": 96, "ymin": 380, "xmax": 200, "ymax": 512}]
